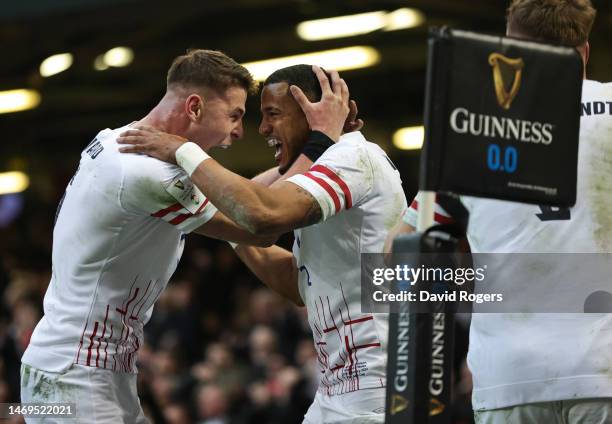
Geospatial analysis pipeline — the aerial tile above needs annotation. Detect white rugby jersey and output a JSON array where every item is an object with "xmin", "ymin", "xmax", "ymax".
[
  {"xmin": 404, "ymin": 80, "xmax": 612, "ymax": 409},
  {"xmin": 22, "ymin": 125, "xmax": 217, "ymax": 373},
  {"xmin": 288, "ymin": 131, "xmax": 407, "ymax": 395}
]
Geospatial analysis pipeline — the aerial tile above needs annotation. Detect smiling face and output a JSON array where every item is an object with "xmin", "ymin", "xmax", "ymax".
[
  {"xmin": 184, "ymin": 85, "xmax": 247, "ymax": 151},
  {"xmin": 259, "ymin": 82, "xmax": 310, "ymax": 174}
]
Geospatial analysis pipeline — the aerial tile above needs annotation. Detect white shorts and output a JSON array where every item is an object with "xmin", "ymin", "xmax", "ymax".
[
  {"xmin": 20, "ymin": 363, "xmax": 149, "ymax": 424},
  {"xmin": 474, "ymin": 399, "xmax": 612, "ymax": 424},
  {"xmin": 302, "ymin": 387, "xmax": 386, "ymax": 424}
]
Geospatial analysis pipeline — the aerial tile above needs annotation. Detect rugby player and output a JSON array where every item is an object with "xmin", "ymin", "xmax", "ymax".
[
  {"xmin": 118, "ymin": 64, "xmax": 408, "ymax": 423},
  {"xmin": 19, "ymin": 49, "xmax": 305, "ymax": 423},
  {"xmin": 386, "ymin": 1, "xmax": 612, "ymax": 422}
]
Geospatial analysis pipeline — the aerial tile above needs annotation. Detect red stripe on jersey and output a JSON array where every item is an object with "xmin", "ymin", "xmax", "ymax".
[
  {"xmin": 97, "ymin": 305, "xmax": 110, "ymax": 368},
  {"xmin": 169, "ymin": 199, "xmax": 210, "ymax": 225},
  {"xmin": 304, "ymin": 172, "xmax": 341, "ymax": 213},
  {"xmin": 345, "ymin": 336, "xmax": 355, "ymax": 377},
  {"xmin": 86, "ymin": 321, "xmax": 99, "ymax": 366},
  {"xmin": 310, "ymin": 165, "xmax": 353, "ymax": 209},
  {"xmin": 104, "ymin": 325, "xmax": 113, "ymax": 369},
  {"xmin": 355, "ymin": 342, "xmax": 381, "ymax": 349},
  {"xmin": 151, "ymin": 202, "xmax": 183, "ymax": 218},
  {"xmin": 195, "ymin": 198, "xmax": 209, "ymax": 214},
  {"xmin": 344, "ymin": 315, "xmax": 374, "ymax": 326},
  {"xmin": 75, "ymin": 321, "xmax": 88, "ymax": 364},
  {"xmin": 410, "ymin": 199, "xmax": 455, "ymax": 225}
]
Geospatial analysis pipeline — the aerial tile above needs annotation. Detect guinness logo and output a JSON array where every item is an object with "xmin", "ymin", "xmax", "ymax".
[
  {"xmin": 390, "ymin": 394, "xmax": 409, "ymax": 415},
  {"xmin": 429, "ymin": 398, "xmax": 445, "ymax": 416},
  {"xmin": 488, "ymin": 53, "xmax": 524, "ymax": 110}
]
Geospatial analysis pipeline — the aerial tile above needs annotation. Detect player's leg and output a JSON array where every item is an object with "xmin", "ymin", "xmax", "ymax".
[
  {"xmin": 302, "ymin": 391, "xmax": 323, "ymax": 424},
  {"xmin": 316, "ymin": 387, "xmax": 386, "ymax": 424},
  {"xmin": 20, "ymin": 363, "xmax": 148, "ymax": 423},
  {"xmin": 474, "ymin": 401, "xmax": 563, "ymax": 424},
  {"xmin": 112, "ymin": 369, "xmax": 149, "ymax": 424},
  {"xmin": 81, "ymin": 366, "xmax": 149, "ymax": 424},
  {"xmin": 20, "ymin": 363, "xmax": 81, "ymax": 423},
  {"xmin": 564, "ymin": 398, "xmax": 612, "ymax": 424}
]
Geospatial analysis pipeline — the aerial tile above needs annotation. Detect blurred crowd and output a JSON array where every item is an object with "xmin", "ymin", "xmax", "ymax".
[{"xmin": 0, "ymin": 191, "xmax": 475, "ymax": 424}]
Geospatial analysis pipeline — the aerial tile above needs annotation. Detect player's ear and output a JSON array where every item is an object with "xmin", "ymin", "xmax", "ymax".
[
  {"xmin": 186, "ymin": 94, "xmax": 204, "ymax": 122},
  {"xmin": 576, "ymin": 42, "xmax": 589, "ymax": 79}
]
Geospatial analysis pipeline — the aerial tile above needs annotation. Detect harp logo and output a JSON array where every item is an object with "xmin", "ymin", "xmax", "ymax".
[
  {"xmin": 430, "ymin": 397, "xmax": 446, "ymax": 416},
  {"xmin": 488, "ymin": 53, "xmax": 524, "ymax": 110},
  {"xmin": 390, "ymin": 394, "xmax": 409, "ymax": 415}
]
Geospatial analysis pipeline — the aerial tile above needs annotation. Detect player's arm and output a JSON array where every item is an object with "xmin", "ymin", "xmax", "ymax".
[
  {"xmin": 235, "ymin": 244, "xmax": 302, "ymax": 306},
  {"xmin": 194, "ymin": 211, "xmax": 278, "ymax": 246},
  {"xmin": 385, "ymin": 193, "xmax": 462, "ymax": 255},
  {"xmin": 252, "ymin": 152, "xmax": 318, "ymax": 184},
  {"xmin": 384, "ymin": 220, "xmax": 416, "ymax": 254},
  {"xmin": 192, "ymin": 158, "xmax": 316, "ymax": 244},
  {"xmin": 118, "ymin": 67, "xmax": 349, "ymax": 235},
  {"xmin": 188, "ymin": 162, "xmax": 326, "ymax": 234},
  {"xmin": 251, "ymin": 166, "xmax": 282, "ymax": 186}
]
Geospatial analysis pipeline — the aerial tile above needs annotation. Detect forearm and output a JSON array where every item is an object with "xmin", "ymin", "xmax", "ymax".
[
  {"xmin": 275, "ymin": 154, "xmax": 313, "ymax": 182},
  {"xmin": 234, "ymin": 244, "xmax": 303, "ymax": 306},
  {"xmin": 194, "ymin": 212, "xmax": 277, "ymax": 247},
  {"xmin": 252, "ymin": 167, "xmax": 282, "ymax": 186},
  {"xmin": 384, "ymin": 221, "xmax": 416, "ymax": 254},
  {"xmin": 250, "ymin": 153, "xmax": 313, "ymax": 188},
  {"xmin": 190, "ymin": 160, "xmax": 287, "ymax": 234}
]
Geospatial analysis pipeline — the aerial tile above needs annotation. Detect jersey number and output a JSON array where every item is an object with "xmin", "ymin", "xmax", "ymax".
[
  {"xmin": 536, "ymin": 205, "xmax": 571, "ymax": 221},
  {"xmin": 299, "ymin": 265, "xmax": 312, "ymax": 286}
]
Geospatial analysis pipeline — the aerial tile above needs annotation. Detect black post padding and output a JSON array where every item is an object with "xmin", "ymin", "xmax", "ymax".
[{"xmin": 385, "ymin": 232, "xmax": 457, "ymax": 424}]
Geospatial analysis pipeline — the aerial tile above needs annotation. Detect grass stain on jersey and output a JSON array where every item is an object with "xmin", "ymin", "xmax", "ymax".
[
  {"xmin": 588, "ymin": 125, "xmax": 612, "ymax": 251},
  {"xmin": 358, "ymin": 150, "xmax": 374, "ymax": 188},
  {"xmin": 384, "ymin": 192, "xmax": 406, "ymax": 231}
]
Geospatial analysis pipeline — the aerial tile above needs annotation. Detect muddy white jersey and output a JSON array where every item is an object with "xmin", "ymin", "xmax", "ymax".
[
  {"xmin": 288, "ymin": 131, "xmax": 407, "ymax": 395},
  {"xmin": 22, "ymin": 125, "xmax": 217, "ymax": 373},
  {"xmin": 404, "ymin": 80, "xmax": 612, "ymax": 409}
]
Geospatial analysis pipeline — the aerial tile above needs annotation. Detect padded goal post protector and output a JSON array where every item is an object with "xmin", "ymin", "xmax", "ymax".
[
  {"xmin": 385, "ymin": 230, "xmax": 459, "ymax": 424},
  {"xmin": 420, "ymin": 27, "xmax": 583, "ymax": 206}
]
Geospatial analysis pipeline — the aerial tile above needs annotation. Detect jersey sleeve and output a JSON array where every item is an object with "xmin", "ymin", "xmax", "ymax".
[
  {"xmin": 286, "ymin": 142, "xmax": 373, "ymax": 222},
  {"xmin": 120, "ymin": 155, "xmax": 217, "ymax": 233},
  {"xmin": 403, "ymin": 192, "xmax": 455, "ymax": 228}
]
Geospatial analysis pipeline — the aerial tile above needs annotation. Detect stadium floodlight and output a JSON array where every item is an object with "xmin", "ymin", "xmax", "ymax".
[
  {"xmin": 242, "ymin": 46, "xmax": 380, "ymax": 82},
  {"xmin": 296, "ymin": 8, "xmax": 424, "ymax": 41},
  {"xmin": 0, "ymin": 89, "xmax": 41, "ymax": 114},
  {"xmin": 93, "ymin": 55, "xmax": 109, "ymax": 71},
  {"xmin": 0, "ymin": 171, "xmax": 30, "ymax": 195},
  {"xmin": 383, "ymin": 8, "xmax": 425, "ymax": 31},
  {"xmin": 393, "ymin": 126, "xmax": 424, "ymax": 150},
  {"xmin": 39, "ymin": 53, "xmax": 73, "ymax": 77},
  {"xmin": 297, "ymin": 11, "xmax": 387, "ymax": 41},
  {"xmin": 103, "ymin": 47, "xmax": 134, "ymax": 68}
]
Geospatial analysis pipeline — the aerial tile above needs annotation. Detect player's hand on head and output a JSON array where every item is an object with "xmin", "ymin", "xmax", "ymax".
[
  {"xmin": 343, "ymin": 99, "xmax": 364, "ymax": 134},
  {"xmin": 289, "ymin": 65, "xmax": 350, "ymax": 142},
  {"xmin": 117, "ymin": 125, "xmax": 187, "ymax": 164}
]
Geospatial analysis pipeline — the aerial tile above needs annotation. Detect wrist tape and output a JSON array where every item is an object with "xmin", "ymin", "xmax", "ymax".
[{"xmin": 175, "ymin": 142, "xmax": 211, "ymax": 177}]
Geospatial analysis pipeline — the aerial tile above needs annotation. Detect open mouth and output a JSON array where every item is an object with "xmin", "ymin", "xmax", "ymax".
[{"xmin": 267, "ymin": 138, "xmax": 283, "ymax": 163}]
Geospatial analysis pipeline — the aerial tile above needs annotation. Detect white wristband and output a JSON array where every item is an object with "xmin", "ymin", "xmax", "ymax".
[
  {"xmin": 228, "ymin": 241, "xmax": 238, "ymax": 249},
  {"xmin": 175, "ymin": 142, "xmax": 211, "ymax": 177}
]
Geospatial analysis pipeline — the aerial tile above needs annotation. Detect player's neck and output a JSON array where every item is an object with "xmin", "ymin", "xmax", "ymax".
[{"xmin": 139, "ymin": 93, "xmax": 188, "ymax": 136}]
